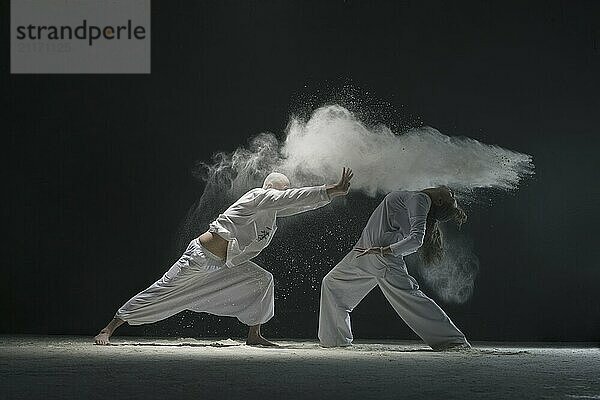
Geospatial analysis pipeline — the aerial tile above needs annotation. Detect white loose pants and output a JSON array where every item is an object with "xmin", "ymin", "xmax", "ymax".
[
  {"xmin": 318, "ymin": 252, "xmax": 469, "ymax": 350},
  {"xmin": 115, "ymin": 239, "xmax": 274, "ymax": 326}
]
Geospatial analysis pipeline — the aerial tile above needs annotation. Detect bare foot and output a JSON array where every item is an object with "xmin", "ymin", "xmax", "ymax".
[
  {"xmin": 246, "ymin": 334, "xmax": 279, "ymax": 347},
  {"xmin": 94, "ymin": 329, "xmax": 111, "ymax": 345}
]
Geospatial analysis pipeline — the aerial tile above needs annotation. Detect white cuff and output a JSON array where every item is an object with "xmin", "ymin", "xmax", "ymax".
[{"xmin": 319, "ymin": 184, "xmax": 332, "ymax": 202}]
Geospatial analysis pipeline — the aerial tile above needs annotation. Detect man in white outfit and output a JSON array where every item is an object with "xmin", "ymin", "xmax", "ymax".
[
  {"xmin": 95, "ymin": 168, "xmax": 353, "ymax": 346},
  {"xmin": 318, "ymin": 186, "xmax": 471, "ymax": 350}
]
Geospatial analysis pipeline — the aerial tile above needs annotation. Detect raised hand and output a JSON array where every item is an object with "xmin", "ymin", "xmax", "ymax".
[{"xmin": 326, "ymin": 167, "xmax": 354, "ymax": 198}]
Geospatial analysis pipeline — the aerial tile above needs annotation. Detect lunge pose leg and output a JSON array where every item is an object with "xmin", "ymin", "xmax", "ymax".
[
  {"xmin": 319, "ymin": 187, "xmax": 470, "ymax": 350},
  {"xmin": 95, "ymin": 168, "xmax": 353, "ymax": 346}
]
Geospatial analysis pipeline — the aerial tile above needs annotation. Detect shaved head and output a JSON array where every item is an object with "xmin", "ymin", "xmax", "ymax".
[{"xmin": 262, "ymin": 172, "xmax": 290, "ymax": 190}]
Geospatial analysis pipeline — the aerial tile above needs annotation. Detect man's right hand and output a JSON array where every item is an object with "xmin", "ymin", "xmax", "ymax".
[{"xmin": 326, "ymin": 167, "xmax": 354, "ymax": 198}]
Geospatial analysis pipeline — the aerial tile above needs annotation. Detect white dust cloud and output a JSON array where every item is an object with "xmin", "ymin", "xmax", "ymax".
[
  {"xmin": 281, "ymin": 105, "xmax": 533, "ymax": 196},
  {"xmin": 178, "ymin": 104, "xmax": 534, "ymax": 304}
]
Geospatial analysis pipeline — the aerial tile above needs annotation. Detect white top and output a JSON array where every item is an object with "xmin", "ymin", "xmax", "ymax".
[
  {"xmin": 357, "ymin": 190, "xmax": 432, "ymax": 258},
  {"xmin": 209, "ymin": 185, "xmax": 331, "ymax": 268}
]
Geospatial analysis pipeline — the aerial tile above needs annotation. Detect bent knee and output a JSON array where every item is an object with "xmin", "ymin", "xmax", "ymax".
[
  {"xmin": 256, "ymin": 269, "xmax": 274, "ymax": 287},
  {"xmin": 322, "ymin": 273, "xmax": 337, "ymax": 289},
  {"xmin": 265, "ymin": 270, "xmax": 274, "ymax": 284}
]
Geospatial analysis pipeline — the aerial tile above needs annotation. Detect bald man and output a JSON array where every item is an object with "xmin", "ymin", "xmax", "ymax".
[{"xmin": 94, "ymin": 168, "xmax": 353, "ymax": 346}]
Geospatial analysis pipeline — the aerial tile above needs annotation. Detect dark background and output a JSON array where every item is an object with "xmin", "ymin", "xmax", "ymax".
[{"xmin": 2, "ymin": 0, "xmax": 599, "ymax": 341}]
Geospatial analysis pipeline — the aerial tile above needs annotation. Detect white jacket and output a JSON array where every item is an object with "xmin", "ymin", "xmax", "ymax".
[
  {"xmin": 357, "ymin": 190, "xmax": 432, "ymax": 260},
  {"xmin": 209, "ymin": 185, "xmax": 331, "ymax": 268}
]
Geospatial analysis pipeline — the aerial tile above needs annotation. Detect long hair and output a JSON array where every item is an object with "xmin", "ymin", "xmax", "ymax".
[{"xmin": 421, "ymin": 202, "xmax": 467, "ymax": 265}]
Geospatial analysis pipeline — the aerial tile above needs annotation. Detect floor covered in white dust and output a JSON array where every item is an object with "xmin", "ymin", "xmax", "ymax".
[{"xmin": 1, "ymin": 336, "xmax": 598, "ymax": 400}]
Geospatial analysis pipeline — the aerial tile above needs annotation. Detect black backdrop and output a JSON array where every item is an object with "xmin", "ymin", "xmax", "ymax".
[{"xmin": 2, "ymin": 0, "xmax": 599, "ymax": 341}]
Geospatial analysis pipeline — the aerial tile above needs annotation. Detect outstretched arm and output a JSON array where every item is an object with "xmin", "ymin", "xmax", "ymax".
[{"xmin": 256, "ymin": 168, "xmax": 353, "ymax": 217}]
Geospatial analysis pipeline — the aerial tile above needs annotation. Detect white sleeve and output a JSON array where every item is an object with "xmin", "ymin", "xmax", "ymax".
[
  {"xmin": 275, "ymin": 195, "xmax": 332, "ymax": 217},
  {"xmin": 389, "ymin": 193, "xmax": 431, "ymax": 257},
  {"xmin": 254, "ymin": 185, "xmax": 331, "ymax": 213}
]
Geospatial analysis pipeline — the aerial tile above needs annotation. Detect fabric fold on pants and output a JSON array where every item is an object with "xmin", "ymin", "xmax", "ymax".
[
  {"xmin": 115, "ymin": 238, "xmax": 274, "ymax": 327},
  {"xmin": 318, "ymin": 252, "xmax": 469, "ymax": 349}
]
